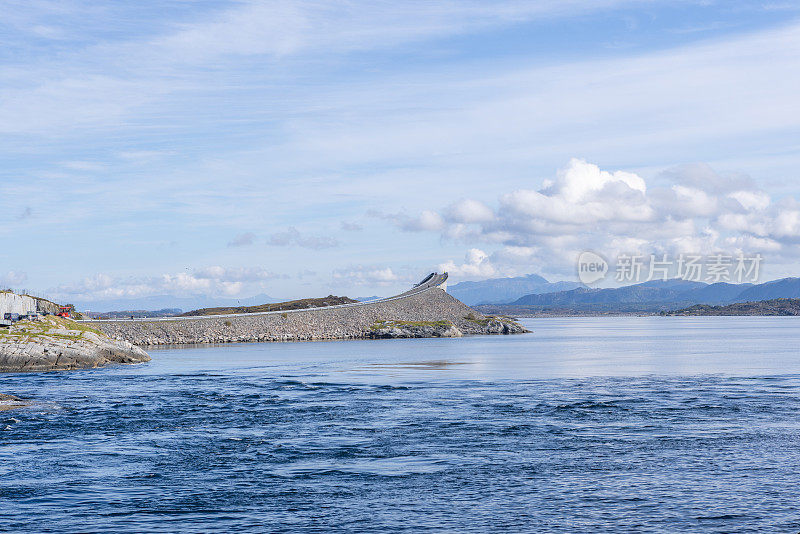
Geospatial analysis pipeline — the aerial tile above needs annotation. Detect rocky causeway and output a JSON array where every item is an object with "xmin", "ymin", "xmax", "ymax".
[
  {"xmin": 90, "ymin": 287, "xmax": 528, "ymax": 346},
  {"xmin": 0, "ymin": 283, "xmax": 527, "ymax": 375}
]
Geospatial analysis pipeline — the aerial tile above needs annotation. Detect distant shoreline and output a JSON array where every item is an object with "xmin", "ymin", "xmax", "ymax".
[{"xmin": 478, "ymin": 298, "xmax": 800, "ymax": 318}]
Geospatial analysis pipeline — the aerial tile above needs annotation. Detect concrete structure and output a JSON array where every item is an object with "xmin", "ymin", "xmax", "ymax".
[{"xmin": 0, "ymin": 292, "xmax": 37, "ymax": 318}]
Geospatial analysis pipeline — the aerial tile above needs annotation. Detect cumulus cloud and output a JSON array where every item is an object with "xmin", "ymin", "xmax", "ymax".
[
  {"xmin": 438, "ymin": 248, "xmax": 498, "ymax": 278},
  {"xmin": 729, "ymin": 190, "xmax": 770, "ymax": 211},
  {"xmin": 267, "ymin": 227, "xmax": 338, "ymax": 249},
  {"xmin": 542, "ymin": 158, "xmax": 646, "ymax": 202},
  {"xmin": 394, "ymin": 158, "xmax": 800, "ymax": 280},
  {"xmin": 227, "ymin": 232, "xmax": 256, "ymax": 247},
  {"xmin": 499, "ymin": 158, "xmax": 654, "ymax": 228},
  {"xmin": 340, "ymin": 221, "xmax": 363, "ymax": 232}
]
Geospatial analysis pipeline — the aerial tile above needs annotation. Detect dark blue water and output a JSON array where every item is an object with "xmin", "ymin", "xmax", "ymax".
[{"xmin": 2, "ymin": 317, "xmax": 800, "ymax": 532}]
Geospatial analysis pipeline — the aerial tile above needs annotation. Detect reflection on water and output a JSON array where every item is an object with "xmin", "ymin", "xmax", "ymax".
[
  {"xmin": 360, "ymin": 360, "xmax": 471, "ymax": 370},
  {"xmin": 1, "ymin": 316, "xmax": 800, "ymax": 532}
]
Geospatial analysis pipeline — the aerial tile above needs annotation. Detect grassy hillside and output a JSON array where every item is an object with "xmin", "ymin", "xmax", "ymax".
[{"xmin": 180, "ymin": 295, "xmax": 358, "ymax": 316}]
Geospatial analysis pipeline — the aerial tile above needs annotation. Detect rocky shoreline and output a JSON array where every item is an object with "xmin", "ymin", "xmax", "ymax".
[
  {"xmin": 0, "ymin": 316, "xmax": 150, "ymax": 372},
  {"xmin": 369, "ymin": 316, "xmax": 525, "ymax": 339}
]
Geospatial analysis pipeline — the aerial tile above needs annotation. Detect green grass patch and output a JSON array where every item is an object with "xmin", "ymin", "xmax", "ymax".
[
  {"xmin": 464, "ymin": 314, "xmax": 490, "ymax": 326},
  {"xmin": 0, "ymin": 316, "xmax": 107, "ymax": 342},
  {"xmin": 464, "ymin": 313, "xmax": 518, "ymax": 326}
]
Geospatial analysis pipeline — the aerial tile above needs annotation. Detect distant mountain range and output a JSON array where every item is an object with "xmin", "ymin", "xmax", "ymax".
[
  {"xmin": 447, "ymin": 274, "xmax": 584, "ymax": 305},
  {"xmin": 480, "ymin": 277, "xmax": 800, "ymax": 314}
]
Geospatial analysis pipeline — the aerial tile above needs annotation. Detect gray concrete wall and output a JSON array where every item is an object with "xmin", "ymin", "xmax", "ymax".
[{"xmin": 0, "ymin": 292, "xmax": 37, "ymax": 317}]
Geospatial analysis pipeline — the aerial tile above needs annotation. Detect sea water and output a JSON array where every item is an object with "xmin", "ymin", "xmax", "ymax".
[{"xmin": 2, "ymin": 316, "xmax": 800, "ymax": 532}]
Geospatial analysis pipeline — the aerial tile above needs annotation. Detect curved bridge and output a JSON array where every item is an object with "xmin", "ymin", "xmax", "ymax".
[
  {"xmin": 80, "ymin": 272, "xmax": 448, "ymax": 323},
  {"xmin": 83, "ymin": 271, "xmax": 479, "ymax": 346}
]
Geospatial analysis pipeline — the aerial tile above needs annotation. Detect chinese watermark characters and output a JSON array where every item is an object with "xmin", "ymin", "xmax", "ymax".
[{"xmin": 578, "ymin": 251, "xmax": 763, "ymax": 285}]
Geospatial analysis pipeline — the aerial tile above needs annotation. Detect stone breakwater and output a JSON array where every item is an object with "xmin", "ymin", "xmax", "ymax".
[{"xmin": 91, "ymin": 288, "xmax": 528, "ymax": 346}]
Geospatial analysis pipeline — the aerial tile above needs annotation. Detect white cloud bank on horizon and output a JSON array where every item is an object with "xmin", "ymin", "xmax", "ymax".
[
  {"xmin": 422, "ymin": 159, "xmax": 800, "ymax": 280},
  {"xmin": 48, "ymin": 263, "xmax": 410, "ymax": 302},
  {"xmin": 49, "ymin": 266, "xmax": 286, "ymax": 302}
]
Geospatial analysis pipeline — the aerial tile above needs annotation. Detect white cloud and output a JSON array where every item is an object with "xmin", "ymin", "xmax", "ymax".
[
  {"xmin": 0, "ymin": 0, "xmax": 649, "ymax": 138},
  {"xmin": 51, "ymin": 266, "xmax": 283, "ymax": 300},
  {"xmin": 439, "ymin": 248, "xmax": 498, "ymax": 278},
  {"xmin": 267, "ymin": 227, "xmax": 339, "ymax": 249},
  {"xmin": 369, "ymin": 210, "xmax": 445, "ymax": 232},
  {"xmin": 193, "ymin": 266, "xmax": 279, "ymax": 283},
  {"xmin": 5, "ymin": 3, "xmax": 800, "ymax": 292},
  {"xmin": 332, "ymin": 266, "xmax": 400, "ymax": 286},
  {"xmin": 729, "ymin": 190, "xmax": 770, "ymax": 211},
  {"xmin": 545, "ymin": 158, "xmax": 646, "ymax": 202},
  {"xmin": 405, "ymin": 159, "xmax": 800, "ymax": 280},
  {"xmin": 151, "ymin": 0, "xmax": 642, "ymax": 62},
  {"xmin": 773, "ymin": 209, "xmax": 800, "ymax": 238},
  {"xmin": 445, "ymin": 199, "xmax": 494, "ymax": 224},
  {"xmin": 499, "ymin": 159, "xmax": 654, "ymax": 227},
  {"xmin": 404, "ymin": 210, "xmax": 446, "ymax": 232},
  {"xmin": 60, "ymin": 160, "xmax": 107, "ymax": 172}
]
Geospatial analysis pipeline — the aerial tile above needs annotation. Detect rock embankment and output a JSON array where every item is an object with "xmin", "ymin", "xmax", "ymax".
[
  {"xmin": 369, "ymin": 320, "xmax": 464, "ymax": 339},
  {"xmin": 0, "ymin": 316, "xmax": 150, "ymax": 372},
  {"xmin": 90, "ymin": 288, "xmax": 528, "ymax": 345}
]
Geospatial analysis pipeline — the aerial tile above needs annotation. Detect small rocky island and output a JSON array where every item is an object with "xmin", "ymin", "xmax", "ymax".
[
  {"xmin": 663, "ymin": 298, "xmax": 800, "ymax": 316},
  {"xmin": 0, "ymin": 315, "xmax": 150, "ymax": 372}
]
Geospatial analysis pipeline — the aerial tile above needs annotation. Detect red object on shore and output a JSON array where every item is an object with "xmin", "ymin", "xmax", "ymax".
[{"xmin": 57, "ymin": 306, "xmax": 72, "ymax": 318}]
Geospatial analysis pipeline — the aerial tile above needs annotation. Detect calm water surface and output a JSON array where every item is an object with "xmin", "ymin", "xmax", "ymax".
[{"xmin": 2, "ymin": 317, "xmax": 800, "ymax": 532}]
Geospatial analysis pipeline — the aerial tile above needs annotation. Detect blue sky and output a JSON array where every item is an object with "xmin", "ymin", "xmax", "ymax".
[{"xmin": 2, "ymin": 1, "xmax": 800, "ymax": 306}]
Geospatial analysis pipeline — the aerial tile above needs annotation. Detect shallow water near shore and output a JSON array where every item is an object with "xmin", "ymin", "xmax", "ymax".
[{"xmin": 2, "ymin": 316, "xmax": 800, "ymax": 532}]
